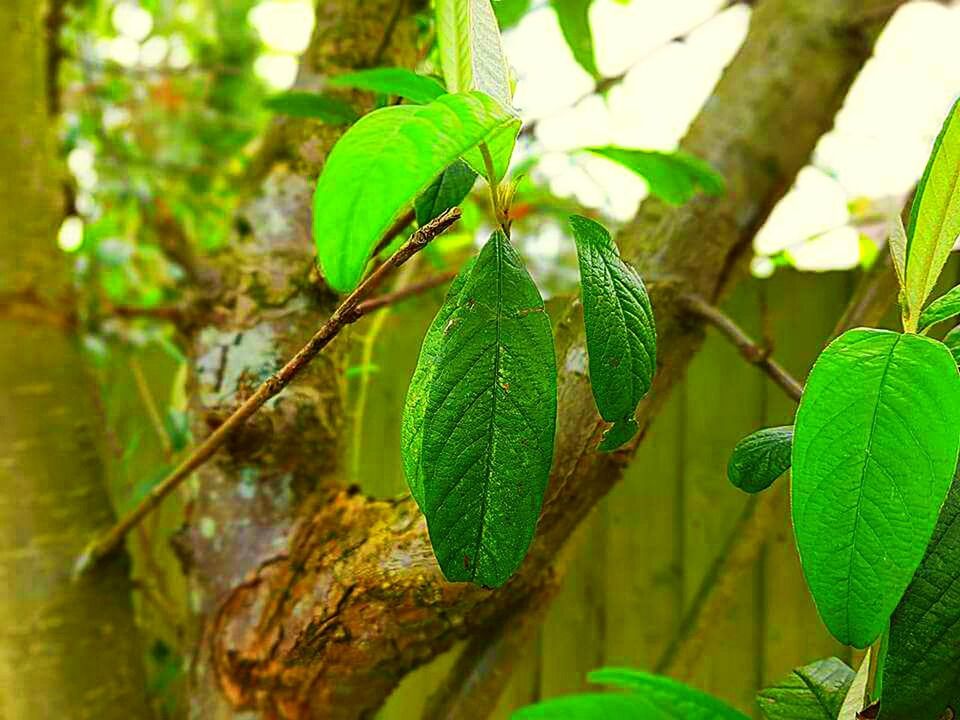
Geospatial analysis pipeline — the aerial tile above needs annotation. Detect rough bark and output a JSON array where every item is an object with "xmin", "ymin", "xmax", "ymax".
[
  {"xmin": 0, "ymin": 1, "xmax": 151, "ymax": 718},
  {"xmin": 179, "ymin": 0, "xmax": 905, "ymax": 717}
]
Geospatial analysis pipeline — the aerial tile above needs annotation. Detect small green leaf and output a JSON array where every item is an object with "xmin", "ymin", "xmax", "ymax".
[
  {"xmin": 421, "ymin": 231, "xmax": 556, "ymax": 587},
  {"xmin": 436, "ymin": 0, "xmax": 513, "ymax": 105},
  {"xmin": 586, "ymin": 147, "xmax": 725, "ymax": 205},
  {"xmin": 919, "ymin": 284, "xmax": 960, "ymax": 332},
  {"xmin": 837, "ymin": 649, "xmax": 872, "ymax": 720},
  {"xmin": 313, "ymin": 91, "xmax": 520, "ymax": 292},
  {"xmin": 328, "ymin": 68, "xmax": 446, "ymax": 105},
  {"xmin": 415, "ymin": 159, "xmax": 478, "ymax": 226},
  {"xmin": 727, "ymin": 426, "xmax": 792, "ymax": 494},
  {"xmin": 401, "ymin": 258, "xmax": 476, "ymax": 509},
  {"xmin": 944, "ymin": 325, "xmax": 960, "ymax": 365},
  {"xmin": 792, "ymin": 328, "xmax": 960, "ymax": 647},
  {"xmin": 889, "ymin": 215, "xmax": 907, "ymax": 292},
  {"xmin": 569, "ymin": 215, "xmax": 656, "ymax": 451},
  {"xmin": 493, "ymin": 0, "xmax": 531, "ymax": 29},
  {"xmin": 756, "ymin": 657, "xmax": 855, "ymax": 720},
  {"xmin": 588, "ymin": 669, "xmax": 750, "ymax": 719},
  {"xmin": 551, "ymin": 0, "xmax": 599, "ymax": 78},
  {"xmin": 881, "ymin": 471, "xmax": 960, "ymax": 720},
  {"xmin": 904, "ymin": 98, "xmax": 960, "ymax": 328},
  {"xmin": 262, "ymin": 92, "xmax": 358, "ymax": 123}
]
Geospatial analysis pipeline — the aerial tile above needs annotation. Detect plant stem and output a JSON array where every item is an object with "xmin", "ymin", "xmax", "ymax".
[
  {"xmin": 75, "ymin": 207, "xmax": 462, "ymax": 576},
  {"xmin": 479, "ymin": 142, "xmax": 506, "ymax": 231}
]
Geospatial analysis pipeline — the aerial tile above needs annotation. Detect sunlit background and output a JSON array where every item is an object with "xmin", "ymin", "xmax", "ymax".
[{"xmin": 63, "ymin": 0, "xmax": 960, "ymax": 288}]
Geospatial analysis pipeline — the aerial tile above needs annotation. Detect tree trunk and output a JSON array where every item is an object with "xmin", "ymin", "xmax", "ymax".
[
  {"xmin": 0, "ymin": 2, "xmax": 151, "ymax": 718},
  {"xmin": 178, "ymin": 0, "xmax": 905, "ymax": 717}
]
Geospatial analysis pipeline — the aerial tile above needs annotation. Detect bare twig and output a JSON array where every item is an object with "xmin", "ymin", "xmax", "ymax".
[
  {"xmin": 680, "ymin": 293, "xmax": 803, "ymax": 402},
  {"xmin": 130, "ymin": 357, "xmax": 173, "ymax": 460},
  {"xmin": 75, "ymin": 208, "xmax": 462, "ymax": 575},
  {"xmin": 371, "ymin": 0, "xmax": 406, "ymax": 66},
  {"xmin": 355, "ymin": 268, "xmax": 458, "ymax": 314},
  {"xmin": 372, "ymin": 207, "xmax": 417, "ymax": 258}
]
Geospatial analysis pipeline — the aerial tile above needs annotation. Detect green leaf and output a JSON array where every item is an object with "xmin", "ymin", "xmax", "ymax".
[
  {"xmin": 421, "ymin": 230, "xmax": 556, "ymax": 587},
  {"xmin": 401, "ymin": 258, "xmax": 476, "ymax": 509},
  {"xmin": 512, "ymin": 692, "xmax": 669, "ymax": 719},
  {"xmin": 889, "ymin": 215, "xmax": 907, "ymax": 292},
  {"xmin": 570, "ymin": 215, "xmax": 657, "ymax": 450},
  {"xmin": 944, "ymin": 325, "xmax": 960, "ymax": 365},
  {"xmin": 727, "ymin": 426, "xmax": 793, "ymax": 494},
  {"xmin": 328, "ymin": 68, "xmax": 447, "ymax": 105},
  {"xmin": 586, "ymin": 147, "xmax": 725, "ymax": 205},
  {"xmin": 837, "ymin": 649, "xmax": 872, "ymax": 720},
  {"xmin": 587, "ymin": 669, "xmax": 750, "ymax": 719},
  {"xmin": 312, "ymin": 91, "xmax": 520, "ymax": 292},
  {"xmin": 493, "ymin": 0, "xmax": 531, "ymax": 29},
  {"xmin": 262, "ymin": 92, "xmax": 358, "ymax": 123},
  {"xmin": 792, "ymin": 328, "xmax": 960, "ymax": 647},
  {"xmin": 415, "ymin": 159, "xmax": 478, "ymax": 226},
  {"xmin": 569, "ymin": 215, "xmax": 656, "ymax": 451},
  {"xmin": 551, "ymin": 0, "xmax": 599, "ymax": 78},
  {"xmin": 436, "ymin": 0, "xmax": 513, "ymax": 105},
  {"xmin": 904, "ymin": 98, "xmax": 960, "ymax": 327},
  {"xmin": 881, "ymin": 471, "xmax": 960, "ymax": 720},
  {"xmin": 756, "ymin": 657, "xmax": 855, "ymax": 720},
  {"xmin": 919, "ymin": 284, "xmax": 960, "ymax": 332}
]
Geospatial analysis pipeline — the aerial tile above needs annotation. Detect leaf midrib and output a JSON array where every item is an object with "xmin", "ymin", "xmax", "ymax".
[
  {"xmin": 844, "ymin": 334, "xmax": 900, "ymax": 641},
  {"xmin": 472, "ymin": 234, "xmax": 504, "ymax": 581}
]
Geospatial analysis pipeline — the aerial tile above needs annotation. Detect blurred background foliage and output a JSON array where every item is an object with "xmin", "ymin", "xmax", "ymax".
[{"xmin": 50, "ymin": 0, "xmax": 960, "ymax": 716}]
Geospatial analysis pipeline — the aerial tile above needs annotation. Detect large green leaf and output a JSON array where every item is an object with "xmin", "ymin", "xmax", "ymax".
[
  {"xmin": 312, "ymin": 91, "xmax": 519, "ymax": 292},
  {"xmin": 400, "ymin": 258, "xmax": 476, "ymax": 509},
  {"xmin": 919, "ymin": 284, "xmax": 960, "ymax": 332},
  {"xmin": 587, "ymin": 669, "xmax": 750, "ymax": 719},
  {"xmin": 727, "ymin": 426, "xmax": 793, "ymax": 494},
  {"xmin": 881, "ymin": 471, "xmax": 960, "ymax": 720},
  {"xmin": 756, "ymin": 657, "xmax": 855, "ymax": 720},
  {"xmin": 569, "ymin": 215, "xmax": 656, "ymax": 451},
  {"xmin": 904, "ymin": 98, "xmax": 960, "ymax": 328},
  {"xmin": 512, "ymin": 693, "xmax": 670, "ymax": 719},
  {"xmin": 328, "ymin": 68, "xmax": 446, "ymax": 105},
  {"xmin": 262, "ymin": 92, "xmax": 357, "ymax": 123},
  {"xmin": 586, "ymin": 147, "xmax": 725, "ymax": 205},
  {"xmin": 551, "ymin": 0, "xmax": 599, "ymax": 78},
  {"xmin": 415, "ymin": 159, "xmax": 478, "ymax": 226},
  {"xmin": 792, "ymin": 328, "xmax": 960, "ymax": 648},
  {"xmin": 421, "ymin": 230, "xmax": 556, "ymax": 587},
  {"xmin": 436, "ymin": 0, "xmax": 512, "ymax": 105}
]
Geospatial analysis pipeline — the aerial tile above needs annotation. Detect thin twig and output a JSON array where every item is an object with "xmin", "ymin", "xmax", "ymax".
[
  {"xmin": 75, "ymin": 208, "xmax": 462, "ymax": 576},
  {"xmin": 355, "ymin": 268, "xmax": 458, "ymax": 315},
  {"xmin": 372, "ymin": 207, "xmax": 417, "ymax": 259},
  {"xmin": 371, "ymin": 0, "xmax": 406, "ymax": 67},
  {"xmin": 680, "ymin": 293, "xmax": 803, "ymax": 402},
  {"xmin": 130, "ymin": 357, "xmax": 173, "ymax": 460}
]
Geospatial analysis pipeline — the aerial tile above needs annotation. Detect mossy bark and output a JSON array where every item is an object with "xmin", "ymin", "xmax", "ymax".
[{"xmin": 0, "ymin": 1, "xmax": 150, "ymax": 718}]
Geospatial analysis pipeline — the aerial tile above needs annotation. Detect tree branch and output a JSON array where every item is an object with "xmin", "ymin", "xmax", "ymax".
[
  {"xmin": 76, "ymin": 208, "xmax": 461, "ymax": 574},
  {"xmin": 680, "ymin": 292, "xmax": 804, "ymax": 402}
]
